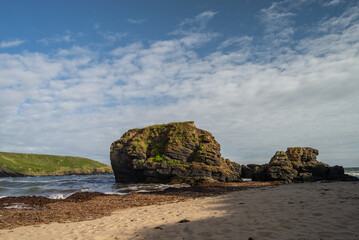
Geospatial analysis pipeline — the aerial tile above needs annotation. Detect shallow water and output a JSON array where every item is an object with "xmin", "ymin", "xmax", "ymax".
[
  {"xmin": 0, "ymin": 168, "xmax": 357, "ymax": 199},
  {"xmin": 0, "ymin": 174, "xmax": 188, "ymax": 199}
]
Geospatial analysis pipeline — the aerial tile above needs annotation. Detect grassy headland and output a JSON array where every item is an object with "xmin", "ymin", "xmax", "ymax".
[{"xmin": 0, "ymin": 152, "xmax": 113, "ymax": 177}]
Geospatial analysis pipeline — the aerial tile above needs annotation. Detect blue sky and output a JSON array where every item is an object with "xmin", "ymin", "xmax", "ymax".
[{"xmin": 0, "ymin": 0, "xmax": 358, "ymax": 167}]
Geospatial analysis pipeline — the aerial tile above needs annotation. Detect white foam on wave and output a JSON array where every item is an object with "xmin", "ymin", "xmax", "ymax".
[
  {"xmin": 346, "ymin": 172, "xmax": 359, "ymax": 177},
  {"xmin": 104, "ymin": 192, "xmax": 127, "ymax": 196},
  {"xmin": 344, "ymin": 168, "xmax": 359, "ymax": 177},
  {"xmin": 48, "ymin": 193, "xmax": 68, "ymax": 199},
  {"xmin": 80, "ymin": 188, "xmax": 93, "ymax": 192},
  {"xmin": 242, "ymin": 178, "xmax": 252, "ymax": 182},
  {"xmin": 4, "ymin": 203, "xmax": 33, "ymax": 210},
  {"xmin": 137, "ymin": 190, "xmax": 149, "ymax": 193},
  {"xmin": 0, "ymin": 178, "xmax": 63, "ymax": 183}
]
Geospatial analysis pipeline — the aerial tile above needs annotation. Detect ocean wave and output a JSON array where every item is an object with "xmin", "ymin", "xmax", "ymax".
[
  {"xmin": 48, "ymin": 193, "xmax": 70, "ymax": 199},
  {"xmin": 346, "ymin": 172, "xmax": 359, "ymax": 177},
  {"xmin": 104, "ymin": 192, "xmax": 127, "ymax": 196},
  {"xmin": 80, "ymin": 188, "xmax": 92, "ymax": 192},
  {"xmin": 344, "ymin": 168, "xmax": 359, "ymax": 178},
  {"xmin": 3, "ymin": 203, "xmax": 34, "ymax": 210},
  {"xmin": 137, "ymin": 190, "xmax": 149, "ymax": 193},
  {"xmin": 0, "ymin": 175, "xmax": 188, "ymax": 198},
  {"xmin": 0, "ymin": 178, "xmax": 64, "ymax": 183}
]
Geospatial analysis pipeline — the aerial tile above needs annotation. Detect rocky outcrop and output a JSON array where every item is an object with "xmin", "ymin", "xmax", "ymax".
[
  {"xmin": 252, "ymin": 147, "xmax": 357, "ymax": 182},
  {"xmin": 110, "ymin": 121, "xmax": 242, "ymax": 184},
  {"xmin": 0, "ymin": 170, "xmax": 27, "ymax": 177},
  {"xmin": 241, "ymin": 164, "xmax": 262, "ymax": 179}
]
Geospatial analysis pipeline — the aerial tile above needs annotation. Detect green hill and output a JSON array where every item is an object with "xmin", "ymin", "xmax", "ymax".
[{"xmin": 0, "ymin": 152, "xmax": 113, "ymax": 177}]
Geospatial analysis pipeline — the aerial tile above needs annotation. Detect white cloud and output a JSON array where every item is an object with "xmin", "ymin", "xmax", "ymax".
[
  {"xmin": 92, "ymin": 22, "xmax": 127, "ymax": 43},
  {"xmin": 98, "ymin": 31, "xmax": 127, "ymax": 43},
  {"xmin": 218, "ymin": 36, "xmax": 253, "ymax": 50},
  {"xmin": 56, "ymin": 45, "xmax": 94, "ymax": 57},
  {"xmin": 0, "ymin": 4, "xmax": 358, "ymax": 167},
  {"xmin": 0, "ymin": 39, "xmax": 25, "ymax": 48},
  {"xmin": 38, "ymin": 32, "xmax": 73, "ymax": 45},
  {"xmin": 260, "ymin": 2, "xmax": 295, "ymax": 31},
  {"xmin": 324, "ymin": 0, "xmax": 343, "ymax": 7},
  {"xmin": 171, "ymin": 10, "xmax": 217, "ymax": 35},
  {"xmin": 313, "ymin": 5, "xmax": 359, "ymax": 34},
  {"xmin": 127, "ymin": 18, "xmax": 147, "ymax": 24},
  {"xmin": 112, "ymin": 42, "xmax": 143, "ymax": 56}
]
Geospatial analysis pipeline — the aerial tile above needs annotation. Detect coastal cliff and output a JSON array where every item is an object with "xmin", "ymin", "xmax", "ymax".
[
  {"xmin": 0, "ymin": 152, "xmax": 113, "ymax": 177},
  {"xmin": 110, "ymin": 121, "xmax": 241, "ymax": 184}
]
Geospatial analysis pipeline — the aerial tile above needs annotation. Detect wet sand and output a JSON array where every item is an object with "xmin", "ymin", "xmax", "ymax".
[{"xmin": 1, "ymin": 181, "xmax": 358, "ymax": 240}]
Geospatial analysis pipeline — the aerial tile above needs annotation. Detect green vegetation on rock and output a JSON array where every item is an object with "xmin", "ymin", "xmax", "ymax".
[
  {"xmin": 111, "ymin": 121, "xmax": 214, "ymax": 166},
  {"xmin": 0, "ymin": 152, "xmax": 113, "ymax": 177}
]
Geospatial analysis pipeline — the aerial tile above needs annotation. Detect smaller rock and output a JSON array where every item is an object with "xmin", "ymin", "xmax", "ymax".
[
  {"xmin": 252, "ymin": 147, "xmax": 358, "ymax": 182},
  {"xmin": 265, "ymin": 151, "xmax": 298, "ymax": 182}
]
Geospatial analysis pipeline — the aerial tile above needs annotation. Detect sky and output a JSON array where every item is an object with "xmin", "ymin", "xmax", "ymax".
[{"xmin": 0, "ymin": 0, "xmax": 358, "ymax": 167}]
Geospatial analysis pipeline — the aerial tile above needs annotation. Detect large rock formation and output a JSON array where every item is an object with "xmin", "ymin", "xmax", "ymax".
[
  {"xmin": 252, "ymin": 147, "xmax": 357, "ymax": 182},
  {"xmin": 110, "ymin": 121, "xmax": 241, "ymax": 184}
]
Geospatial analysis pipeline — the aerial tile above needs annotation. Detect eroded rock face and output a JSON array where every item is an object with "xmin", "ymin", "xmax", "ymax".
[
  {"xmin": 241, "ymin": 164, "xmax": 262, "ymax": 179},
  {"xmin": 263, "ymin": 151, "xmax": 298, "ymax": 182},
  {"xmin": 110, "ymin": 121, "xmax": 241, "ymax": 184},
  {"xmin": 252, "ymin": 147, "xmax": 357, "ymax": 182}
]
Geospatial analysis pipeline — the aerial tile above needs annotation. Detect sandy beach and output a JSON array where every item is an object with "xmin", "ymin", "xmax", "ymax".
[{"xmin": 1, "ymin": 181, "xmax": 358, "ymax": 240}]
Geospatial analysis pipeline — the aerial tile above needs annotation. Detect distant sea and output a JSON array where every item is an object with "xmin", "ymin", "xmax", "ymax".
[{"xmin": 1, "ymin": 168, "xmax": 358, "ymax": 199}]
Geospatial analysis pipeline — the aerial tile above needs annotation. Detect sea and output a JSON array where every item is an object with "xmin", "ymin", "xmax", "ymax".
[
  {"xmin": 0, "ymin": 174, "xmax": 188, "ymax": 199},
  {"xmin": 343, "ymin": 167, "xmax": 359, "ymax": 178},
  {"xmin": 1, "ymin": 168, "xmax": 358, "ymax": 199}
]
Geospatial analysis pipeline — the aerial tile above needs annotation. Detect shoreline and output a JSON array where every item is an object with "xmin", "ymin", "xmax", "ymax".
[
  {"xmin": 1, "ymin": 181, "xmax": 358, "ymax": 240},
  {"xmin": 0, "ymin": 181, "xmax": 282, "ymax": 230}
]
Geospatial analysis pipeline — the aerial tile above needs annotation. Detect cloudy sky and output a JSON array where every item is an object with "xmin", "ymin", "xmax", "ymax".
[{"xmin": 1, "ymin": 0, "xmax": 358, "ymax": 167}]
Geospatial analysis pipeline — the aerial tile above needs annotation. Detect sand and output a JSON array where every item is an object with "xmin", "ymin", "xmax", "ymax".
[{"xmin": 0, "ymin": 181, "xmax": 358, "ymax": 240}]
